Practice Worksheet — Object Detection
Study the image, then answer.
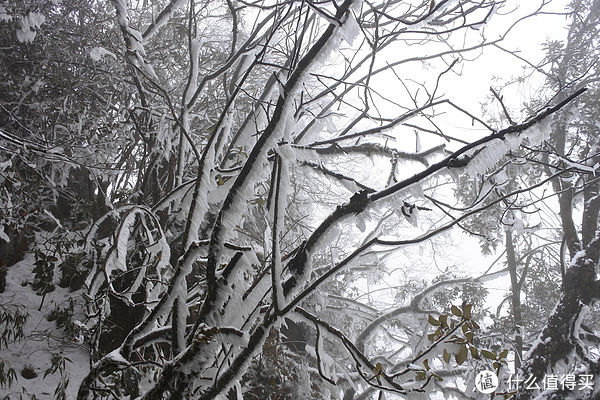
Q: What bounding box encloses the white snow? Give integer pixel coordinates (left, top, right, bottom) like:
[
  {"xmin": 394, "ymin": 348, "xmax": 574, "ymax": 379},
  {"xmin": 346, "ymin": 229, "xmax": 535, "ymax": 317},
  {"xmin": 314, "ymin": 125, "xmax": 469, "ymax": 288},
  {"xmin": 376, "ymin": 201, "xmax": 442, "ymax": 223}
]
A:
[
  {"xmin": 184, "ymin": 38, "xmax": 200, "ymax": 104},
  {"xmin": 0, "ymin": 4, "xmax": 11, "ymax": 22},
  {"xmin": 143, "ymin": 0, "xmax": 187, "ymax": 38},
  {"xmin": 16, "ymin": 12, "xmax": 45, "ymax": 43},
  {"xmin": 0, "ymin": 256, "xmax": 90, "ymax": 398},
  {"xmin": 0, "ymin": 224, "xmax": 9, "ymax": 243},
  {"xmin": 89, "ymin": 47, "xmax": 117, "ymax": 62},
  {"xmin": 339, "ymin": 11, "xmax": 361, "ymax": 46}
]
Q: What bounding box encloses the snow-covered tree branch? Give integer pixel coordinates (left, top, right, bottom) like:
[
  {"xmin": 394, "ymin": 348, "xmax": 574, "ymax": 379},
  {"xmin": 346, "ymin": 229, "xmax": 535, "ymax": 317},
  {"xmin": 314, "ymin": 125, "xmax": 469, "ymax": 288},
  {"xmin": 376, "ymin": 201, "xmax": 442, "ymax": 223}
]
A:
[{"xmin": 1, "ymin": 0, "xmax": 599, "ymax": 399}]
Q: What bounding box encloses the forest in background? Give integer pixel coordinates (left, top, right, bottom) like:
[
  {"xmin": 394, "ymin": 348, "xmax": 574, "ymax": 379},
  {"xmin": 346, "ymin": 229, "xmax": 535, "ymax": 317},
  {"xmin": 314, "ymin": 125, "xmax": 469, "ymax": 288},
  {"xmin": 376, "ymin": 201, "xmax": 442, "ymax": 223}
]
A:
[{"xmin": 1, "ymin": 0, "xmax": 600, "ymax": 399}]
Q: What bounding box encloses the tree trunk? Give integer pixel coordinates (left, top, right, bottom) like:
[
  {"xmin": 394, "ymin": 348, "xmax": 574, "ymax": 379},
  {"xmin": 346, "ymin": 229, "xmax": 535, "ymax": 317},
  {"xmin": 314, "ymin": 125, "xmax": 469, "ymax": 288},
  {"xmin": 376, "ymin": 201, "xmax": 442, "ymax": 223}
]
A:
[{"xmin": 506, "ymin": 229, "xmax": 523, "ymax": 370}]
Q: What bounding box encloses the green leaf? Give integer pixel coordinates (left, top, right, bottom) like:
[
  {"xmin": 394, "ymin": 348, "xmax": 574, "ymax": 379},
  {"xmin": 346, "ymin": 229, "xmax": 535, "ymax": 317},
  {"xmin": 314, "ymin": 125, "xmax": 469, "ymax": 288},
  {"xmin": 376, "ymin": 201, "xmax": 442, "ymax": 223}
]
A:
[
  {"xmin": 498, "ymin": 349, "xmax": 509, "ymax": 359},
  {"xmin": 455, "ymin": 345, "xmax": 468, "ymax": 365},
  {"xmin": 463, "ymin": 304, "xmax": 473, "ymax": 319},
  {"xmin": 373, "ymin": 362, "xmax": 382, "ymax": 376},
  {"xmin": 423, "ymin": 359, "xmax": 430, "ymax": 371},
  {"xmin": 481, "ymin": 350, "xmax": 496, "ymax": 360},
  {"xmin": 470, "ymin": 320, "xmax": 480, "ymax": 330},
  {"xmin": 428, "ymin": 314, "xmax": 440, "ymax": 326},
  {"xmin": 465, "ymin": 331, "xmax": 474, "ymax": 343},
  {"xmin": 493, "ymin": 361, "xmax": 501, "ymax": 370},
  {"xmin": 469, "ymin": 346, "xmax": 480, "ymax": 359},
  {"xmin": 443, "ymin": 349, "xmax": 451, "ymax": 363},
  {"xmin": 416, "ymin": 371, "xmax": 426, "ymax": 381},
  {"xmin": 439, "ymin": 314, "xmax": 448, "ymax": 328},
  {"xmin": 451, "ymin": 305, "xmax": 462, "ymax": 318},
  {"xmin": 427, "ymin": 333, "xmax": 436, "ymax": 342}
]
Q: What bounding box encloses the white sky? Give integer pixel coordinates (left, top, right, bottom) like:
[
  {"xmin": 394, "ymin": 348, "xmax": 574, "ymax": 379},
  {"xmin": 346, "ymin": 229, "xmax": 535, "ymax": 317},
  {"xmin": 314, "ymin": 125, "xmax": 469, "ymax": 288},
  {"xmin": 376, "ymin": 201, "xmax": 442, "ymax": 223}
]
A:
[
  {"xmin": 441, "ymin": 0, "xmax": 571, "ymax": 133},
  {"xmin": 341, "ymin": 0, "xmax": 574, "ymax": 327}
]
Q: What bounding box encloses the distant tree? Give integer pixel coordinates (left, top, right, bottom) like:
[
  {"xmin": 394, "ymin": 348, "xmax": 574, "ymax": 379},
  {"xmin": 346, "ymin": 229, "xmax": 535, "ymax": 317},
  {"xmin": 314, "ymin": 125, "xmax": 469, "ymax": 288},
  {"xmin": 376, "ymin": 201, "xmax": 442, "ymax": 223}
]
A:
[
  {"xmin": 513, "ymin": 1, "xmax": 600, "ymax": 398},
  {"xmin": 456, "ymin": 0, "xmax": 600, "ymax": 398}
]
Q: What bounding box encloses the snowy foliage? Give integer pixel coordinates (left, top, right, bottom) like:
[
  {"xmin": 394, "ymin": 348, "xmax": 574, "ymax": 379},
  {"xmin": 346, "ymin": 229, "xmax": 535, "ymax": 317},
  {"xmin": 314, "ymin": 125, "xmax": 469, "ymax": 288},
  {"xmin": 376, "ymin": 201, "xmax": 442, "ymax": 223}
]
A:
[
  {"xmin": 1, "ymin": 0, "xmax": 598, "ymax": 399},
  {"xmin": 16, "ymin": 12, "xmax": 45, "ymax": 43}
]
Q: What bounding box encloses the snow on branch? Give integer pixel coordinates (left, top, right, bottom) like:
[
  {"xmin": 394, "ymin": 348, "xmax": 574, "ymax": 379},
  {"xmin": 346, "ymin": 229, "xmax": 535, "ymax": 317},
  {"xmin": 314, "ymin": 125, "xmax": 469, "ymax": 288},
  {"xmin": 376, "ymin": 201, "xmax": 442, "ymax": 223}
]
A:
[
  {"xmin": 295, "ymin": 307, "xmax": 407, "ymax": 395},
  {"xmin": 199, "ymin": 0, "xmax": 362, "ymax": 329},
  {"xmin": 111, "ymin": 0, "xmax": 158, "ymax": 82},
  {"xmin": 142, "ymin": 0, "xmax": 188, "ymax": 39},
  {"xmin": 283, "ymin": 167, "xmax": 573, "ymax": 319},
  {"xmin": 355, "ymin": 277, "xmax": 472, "ymax": 352},
  {"xmin": 269, "ymin": 153, "xmax": 287, "ymax": 313},
  {"xmin": 282, "ymin": 88, "xmax": 586, "ymax": 298}
]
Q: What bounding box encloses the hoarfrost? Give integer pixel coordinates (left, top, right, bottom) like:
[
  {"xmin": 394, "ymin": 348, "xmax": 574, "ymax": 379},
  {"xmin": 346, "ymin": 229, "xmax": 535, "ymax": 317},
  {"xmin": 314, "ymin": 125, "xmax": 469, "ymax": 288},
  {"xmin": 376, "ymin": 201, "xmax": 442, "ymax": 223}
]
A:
[
  {"xmin": 86, "ymin": 206, "xmax": 171, "ymax": 312},
  {"xmin": 0, "ymin": 4, "xmax": 10, "ymax": 22},
  {"xmin": 175, "ymin": 293, "xmax": 188, "ymax": 351},
  {"xmin": 207, "ymin": 173, "xmax": 235, "ymax": 205},
  {"xmin": 339, "ymin": 12, "xmax": 361, "ymax": 45},
  {"xmin": 0, "ymin": 159, "xmax": 11, "ymax": 172},
  {"xmin": 235, "ymin": 382, "xmax": 243, "ymax": 400},
  {"xmin": 271, "ymin": 151, "xmax": 290, "ymax": 307},
  {"xmin": 184, "ymin": 38, "xmax": 200, "ymax": 104},
  {"xmin": 105, "ymin": 349, "xmax": 128, "ymax": 365},
  {"xmin": 465, "ymin": 139, "xmax": 513, "ymax": 177},
  {"xmin": 89, "ymin": 47, "xmax": 117, "ymax": 61},
  {"xmin": 400, "ymin": 203, "xmax": 419, "ymax": 227},
  {"xmin": 524, "ymin": 118, "xmax": 551, "ymax": 146},
  {"xmin": 464, "ymin": 119, "xmax": 552, "ymax": 177},
  {"xmin": 218, "ymin": 100, "xmax": 296, "ymax": 247},
  {"xmin": 316, "ymin": 331, "xmax": 337, "ymax": 377},
  {"xmin": 355, "ymin": 213, "xmax": 367, "ymax": 232},
  {"xmin": 16, "ymin": 12, "xmax": 45, "ymax": 43},
  {"xmin": 281, "ymin": 145, "xmax": 319, "ymax": 163},
  {"xmin": 184, "ymin": 167, "xmax": 212, "ymax": 249},
  {"xmin": 572, "ymin": 305, "xmax": 589, "ymax": 351},
  {"xmin": 143, "ymin": 0, "xmax": 187, "ymax": 39},
  {"xmin": 341, "ymin": 178, "xmax": 361, "ymax": 193},
  {"xmin": 113, "ymin": 0, "xmax": 158, "ymax": 80},
  {"xmin": 0, "ymin": 224, "xmax": 9, "ymax": 243}
]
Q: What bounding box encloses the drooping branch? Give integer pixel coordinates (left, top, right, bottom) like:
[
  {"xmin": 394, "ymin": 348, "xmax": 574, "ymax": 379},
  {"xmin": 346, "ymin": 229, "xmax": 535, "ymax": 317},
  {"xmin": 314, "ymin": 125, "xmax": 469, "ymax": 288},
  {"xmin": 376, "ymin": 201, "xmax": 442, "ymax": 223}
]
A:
[{"xmin": 296, "ymin": 307, "xmax": 407, "ymax": 395}]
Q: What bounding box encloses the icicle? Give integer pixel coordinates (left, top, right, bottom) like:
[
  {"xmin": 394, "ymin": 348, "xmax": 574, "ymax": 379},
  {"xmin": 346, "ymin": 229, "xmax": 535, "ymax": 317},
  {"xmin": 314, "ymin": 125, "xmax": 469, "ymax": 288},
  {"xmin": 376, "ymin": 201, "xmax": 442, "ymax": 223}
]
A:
[{"xmin": 523, "ymin": 118, "xmax": 551, "ymax": 146}]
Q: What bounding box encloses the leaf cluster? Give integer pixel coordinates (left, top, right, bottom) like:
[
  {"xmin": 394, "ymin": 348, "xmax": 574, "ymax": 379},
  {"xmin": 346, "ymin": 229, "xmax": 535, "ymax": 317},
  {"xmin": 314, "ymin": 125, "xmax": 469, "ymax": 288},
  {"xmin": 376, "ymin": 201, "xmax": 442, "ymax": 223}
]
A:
[{"xmin": 424, "ymin": 303, "xmax": 509, "ymax": 377}]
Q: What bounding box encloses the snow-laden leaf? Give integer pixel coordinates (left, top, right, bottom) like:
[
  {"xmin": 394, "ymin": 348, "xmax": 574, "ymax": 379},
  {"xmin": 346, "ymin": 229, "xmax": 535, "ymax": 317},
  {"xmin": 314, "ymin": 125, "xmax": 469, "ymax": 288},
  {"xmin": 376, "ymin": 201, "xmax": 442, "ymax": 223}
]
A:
[
  {"xmin": 89, "ymin": 47, "xmax": 117, "ymax": 62},
  {"xmin": 16, "ymin": 12, "xmax": 45, "ymax": 43},
  {"xmin": 0, "ymin": 4, "xmax": 11, "ymax": 22},
  {"xmin": 0, "ymin": 225, "xmax": 9, "ymax": 243}
]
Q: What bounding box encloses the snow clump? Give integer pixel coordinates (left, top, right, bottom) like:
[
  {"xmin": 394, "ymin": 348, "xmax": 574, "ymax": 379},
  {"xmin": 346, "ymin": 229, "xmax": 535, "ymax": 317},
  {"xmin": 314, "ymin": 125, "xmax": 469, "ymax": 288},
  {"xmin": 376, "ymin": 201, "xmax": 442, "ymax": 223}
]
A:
[{"xmin": 16, "ymin": 12, "xmax": 45, "ymax": 43}]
